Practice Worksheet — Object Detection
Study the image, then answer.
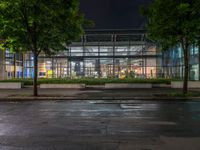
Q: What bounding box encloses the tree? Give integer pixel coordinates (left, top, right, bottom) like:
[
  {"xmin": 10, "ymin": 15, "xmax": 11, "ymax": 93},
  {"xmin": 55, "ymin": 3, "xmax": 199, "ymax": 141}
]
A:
[
  {"xmin": 0, "ymin": 0, "xmax": 87, "ymax": 96},
  {"xmin": 141, "ymin": 0, "xmax": 200, "ymax": 94}
]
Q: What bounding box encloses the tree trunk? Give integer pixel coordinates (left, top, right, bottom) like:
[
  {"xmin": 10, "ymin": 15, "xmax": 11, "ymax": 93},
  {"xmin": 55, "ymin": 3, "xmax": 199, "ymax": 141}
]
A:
[
  {"xmin": 183, "ymin": 40, "xmax": 189, "ymax": 95},
  {"xmin": 33, "ymin": 51, "xmax": 38, "ymax": 96},
  {"xmin": 13, "ymin": 53, "xmax": 16, "ymax": 79}
]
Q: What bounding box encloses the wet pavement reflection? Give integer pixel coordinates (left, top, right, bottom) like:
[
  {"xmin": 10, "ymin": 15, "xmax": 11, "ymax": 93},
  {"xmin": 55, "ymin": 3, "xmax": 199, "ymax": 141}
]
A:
[{"xmin": 0, "ymin": 100, "xmax": 200, "ymax": 150}]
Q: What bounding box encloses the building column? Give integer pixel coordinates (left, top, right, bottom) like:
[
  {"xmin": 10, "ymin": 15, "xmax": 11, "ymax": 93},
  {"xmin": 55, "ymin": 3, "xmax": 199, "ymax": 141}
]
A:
[
  {"xmin": 199, "ymin": 46, "xmax": 200, "ymax": 81},
  {"xmin": 98, "ymin": 42, "xmax": 101, "ymax": 78},
  {"xmin": 82, "ymin": 35, "xmax": 86, "ymax": 77},
  {"xmin": 127, "ymin": 38, "xmax": 131, "ymax": 78},
  {"xmin": 144, "ymin": 44, "xmax": 148, "ymax": 78},
  {"xmin": 70, "ymin": 60, "xmax": 72, "ymax": 78},
  {"xmin": 13, "ymin": 53, "xmax": 16, "ymax": 79},
  {"xmin": 60, "ymin": 62, "xmax": 62, "ymax": 78},
  {"xmin": 142, "ymin": 44, "xmax": 145, "ymax": 77},
  {"xmin": 51, "ymin": 57, "xmax": 54, "ymax": 78},
  {"xmin": 113, "ymin": 34, "xmax": 116, "ymax": 77},
  {"xmin": 56, "ymin": 59, "xmax": 58, "ymax": 78},
  {"xmin": 0, "ymin": 50, "xmax": 5, "ymax": 80},
  {"xmin": 22, "ymin": 53, "xmax": 24, "ymax": 79}
]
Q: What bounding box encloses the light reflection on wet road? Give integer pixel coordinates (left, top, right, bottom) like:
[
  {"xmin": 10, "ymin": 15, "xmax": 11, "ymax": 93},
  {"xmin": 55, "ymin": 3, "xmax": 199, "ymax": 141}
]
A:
[{"xmin": 0, "ymin": 100, "xmax": 200, "ymax": 150}]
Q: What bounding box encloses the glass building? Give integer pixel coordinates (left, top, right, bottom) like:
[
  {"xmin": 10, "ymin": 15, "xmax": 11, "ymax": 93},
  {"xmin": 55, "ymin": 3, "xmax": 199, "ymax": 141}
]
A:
[
  {"xmin": 0, "ymin": 29, "xmax": 162, "ymax": 79},
  {"xmin": 1, "ymin": 49, "xmax": 24, "ymax": 79},
  {"xmin": 162, "ymin": 45, "xmax": 200, "ymax": 80}
]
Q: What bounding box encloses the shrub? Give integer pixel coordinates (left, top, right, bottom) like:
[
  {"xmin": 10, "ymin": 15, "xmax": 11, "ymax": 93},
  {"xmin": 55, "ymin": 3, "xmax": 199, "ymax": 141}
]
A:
[{"xmin": 0, "ymin": 78, "xmax": 171, "ymax": 85}]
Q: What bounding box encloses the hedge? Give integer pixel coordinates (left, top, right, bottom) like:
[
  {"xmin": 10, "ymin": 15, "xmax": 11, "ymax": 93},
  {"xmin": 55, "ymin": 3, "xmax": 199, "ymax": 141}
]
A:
[{"xmin": 0, "ymin": 78, "xmax": 171, "ymax": 85}]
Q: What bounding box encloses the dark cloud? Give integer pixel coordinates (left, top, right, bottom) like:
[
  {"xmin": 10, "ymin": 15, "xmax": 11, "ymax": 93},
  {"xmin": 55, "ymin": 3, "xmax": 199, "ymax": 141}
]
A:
[{"xmin": 80, "ymin": 0, "xmax": 152, "ymax": 29}]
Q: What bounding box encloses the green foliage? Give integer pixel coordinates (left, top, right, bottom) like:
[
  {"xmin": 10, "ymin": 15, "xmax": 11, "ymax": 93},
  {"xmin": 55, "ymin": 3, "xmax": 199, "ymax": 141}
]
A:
[
  {"xmin": 0, "ymin": 0, "xmax": 87, "ymax": 54},
  {"xmin": 0, "ymin": 78, "xmax": 171, "ymax": 85},
  {"xmin": 0, "ymin": 0, "xmax": 91, "ymax": 96},
  {"xmin": 141, "ymin": 0, "xmax": 200, "ymax": 50},
  {"xmin": 141, "ymin": 0, "xmax": 200, "ymax": 94}
]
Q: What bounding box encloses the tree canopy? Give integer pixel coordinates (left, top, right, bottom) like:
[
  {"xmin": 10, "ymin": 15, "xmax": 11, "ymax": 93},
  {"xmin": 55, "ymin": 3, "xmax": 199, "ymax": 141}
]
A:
[
  {"xmin": 0, "ymin": 0, "xmax": 86, "ymax": 55},
  {"xmin": 141, "ymin": 0, "xmax": 200, "ymax": 50},
  {"xmin": 0, "ymin": 0, "xmax": 89, "ymax": 96},
  {"xmin": 141, "ymin": 0, "xmax": 200, "ymax": 94}
]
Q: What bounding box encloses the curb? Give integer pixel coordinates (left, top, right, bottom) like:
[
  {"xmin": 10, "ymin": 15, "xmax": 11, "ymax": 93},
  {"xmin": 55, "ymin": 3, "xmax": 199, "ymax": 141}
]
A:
[{"xmin": 0, "ymin": 96, "xmax": 199, "ymax": 102}]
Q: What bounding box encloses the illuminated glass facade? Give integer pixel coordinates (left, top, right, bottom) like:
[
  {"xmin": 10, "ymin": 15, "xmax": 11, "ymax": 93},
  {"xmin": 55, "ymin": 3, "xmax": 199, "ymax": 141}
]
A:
[
  {"xmin": 4, "ymin": 49, "xmax": 23, "ymax": 79},
  {"xmin": 37, "ymin": 30, "xmax": 162, "ymax": 79},
  {"xmin": 162, "ymin": 45, "xmax": 200, "ymax": 80},
  {"xmin": 0, "ymin": 30, "xmax": 163, "ymax": 79}
]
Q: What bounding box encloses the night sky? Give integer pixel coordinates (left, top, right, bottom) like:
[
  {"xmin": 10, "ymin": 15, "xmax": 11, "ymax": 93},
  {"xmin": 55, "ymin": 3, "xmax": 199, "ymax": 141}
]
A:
[{"xmin": 80, "ymin": 0, "xmax": 152, "ymax": 29}]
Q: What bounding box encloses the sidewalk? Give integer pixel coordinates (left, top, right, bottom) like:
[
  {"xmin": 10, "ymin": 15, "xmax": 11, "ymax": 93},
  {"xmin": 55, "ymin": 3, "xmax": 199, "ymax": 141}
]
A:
[{"xmin": 0, "ymin": 87, "xmax": 200, "ymax": 101}]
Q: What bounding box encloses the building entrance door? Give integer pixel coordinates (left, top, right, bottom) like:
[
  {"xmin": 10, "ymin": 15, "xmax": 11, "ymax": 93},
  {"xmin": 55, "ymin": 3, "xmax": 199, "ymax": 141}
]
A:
[{"xmin": 70, "ymin": 61, "xmax": 84, "ymax": 78}]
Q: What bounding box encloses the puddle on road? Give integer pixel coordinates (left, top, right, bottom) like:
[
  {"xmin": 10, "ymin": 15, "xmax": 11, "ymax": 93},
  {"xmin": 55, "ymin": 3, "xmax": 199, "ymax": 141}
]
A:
[{"xmin": 120, "ymin": 104, "xmax": 159, "ymax": 110}]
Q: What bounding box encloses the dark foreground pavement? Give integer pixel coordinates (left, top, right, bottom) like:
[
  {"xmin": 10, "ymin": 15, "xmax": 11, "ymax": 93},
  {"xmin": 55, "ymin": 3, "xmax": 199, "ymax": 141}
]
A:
[{"xmin": 0, "ymin": 100, "xmax": 200, "ymax": 150}]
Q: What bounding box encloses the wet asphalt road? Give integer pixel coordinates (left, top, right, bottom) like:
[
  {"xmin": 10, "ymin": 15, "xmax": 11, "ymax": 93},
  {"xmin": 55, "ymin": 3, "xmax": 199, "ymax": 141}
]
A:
[{"xmin": 0, "ymin": 100, "xmax": 200, "ymax": 150}]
